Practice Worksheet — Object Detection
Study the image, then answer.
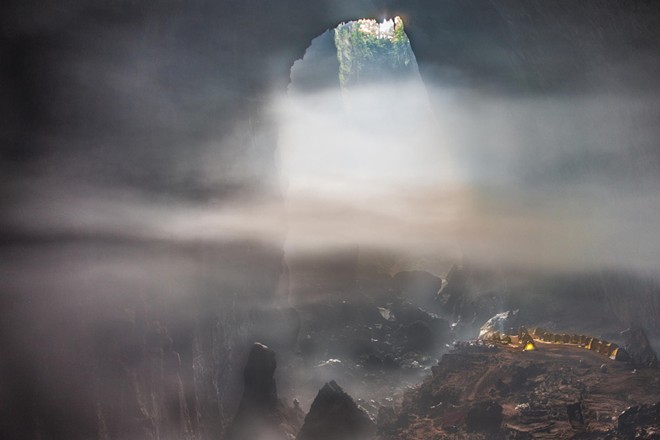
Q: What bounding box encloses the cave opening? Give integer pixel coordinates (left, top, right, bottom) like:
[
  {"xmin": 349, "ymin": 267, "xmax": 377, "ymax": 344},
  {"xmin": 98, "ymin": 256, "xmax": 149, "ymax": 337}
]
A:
[{"xmin": 278, "ymin": 17, "xmax": 460, "ymax": 287}]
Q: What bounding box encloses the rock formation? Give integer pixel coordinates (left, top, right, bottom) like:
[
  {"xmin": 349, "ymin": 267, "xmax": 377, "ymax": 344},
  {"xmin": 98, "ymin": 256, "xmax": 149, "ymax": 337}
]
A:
[
  {"xmin": 225, "ymin": 343, "xmax": 302, "ymax": 440},
  {"xmin": 617, "ymin": 402, "xmax": 660, "ymax": 438},
  {"xmin": 297, "ymin": 381, "xmax": 375, "ymax": 440},
  {"xmin": 622, "ymin": 327, "xmax": 659, "ymax": 368}
]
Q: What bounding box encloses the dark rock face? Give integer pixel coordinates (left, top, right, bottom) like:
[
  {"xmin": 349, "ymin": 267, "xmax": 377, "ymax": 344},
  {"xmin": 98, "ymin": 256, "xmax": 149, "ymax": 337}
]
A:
[
  {"xmin": 392, "ymin": 301, "xmax": 450, "ymax": 348},
  {"xmin": 404, "ymin": 320, "xmax": 435, "ymax": 352},
  {"xmin": 617, "ymin": 402, "xmax": 660, "ymax": 437},
  {"xmin": 622, "ymin": 327, "xmax": 659, "ymax": 368},
  {"xmin": 297, "ymin": 381, "xmax": 375, "ymax": 440},
  {"xmin": 465, "ymin": 400, "xmax": 503, "ymax": 432},
  {"xmin": 242, "ymin": 342, "xmax": 278, "ymax": 409},
  {"xmin": 225, "ymin": 343, "xmax": 301, "ymax": 440}
]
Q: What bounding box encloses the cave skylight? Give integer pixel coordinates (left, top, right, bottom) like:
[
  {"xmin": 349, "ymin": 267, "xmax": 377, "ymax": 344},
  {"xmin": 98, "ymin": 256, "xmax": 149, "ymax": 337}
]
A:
[{"xmin": 333, "ymin": 16, "xmax": 418, "ymax": 89}]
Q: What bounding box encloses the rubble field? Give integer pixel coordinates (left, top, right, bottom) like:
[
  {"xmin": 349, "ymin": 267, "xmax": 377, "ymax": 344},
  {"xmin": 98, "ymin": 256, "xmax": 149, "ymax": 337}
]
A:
[{"xmin": 381, "ymin": 342, "xmax": 660, "ymax": 439}]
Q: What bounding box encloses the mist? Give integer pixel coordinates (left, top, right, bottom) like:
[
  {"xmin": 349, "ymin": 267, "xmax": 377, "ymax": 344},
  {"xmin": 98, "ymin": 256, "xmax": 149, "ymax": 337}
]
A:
[
  {"xmin": 5, "ymin": 58, "xmax": 660, "ymax": 277},
  {"xmin": 273, "ymin": 33, "xmax": 660, "ymax": 276},
  {"xmin": 3, "ymin": 3, "xmax": 660, "ymax": 439}
]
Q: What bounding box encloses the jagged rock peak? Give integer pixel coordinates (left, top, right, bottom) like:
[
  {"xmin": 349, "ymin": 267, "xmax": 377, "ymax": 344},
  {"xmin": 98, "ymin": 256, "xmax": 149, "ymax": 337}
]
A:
[{"xmin": 296, "ymin": 380, "xmax": 375, "ymax": 440}]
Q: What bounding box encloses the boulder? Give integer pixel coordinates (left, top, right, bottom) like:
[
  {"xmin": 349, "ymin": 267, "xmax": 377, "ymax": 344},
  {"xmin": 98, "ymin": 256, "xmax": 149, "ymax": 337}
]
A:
[
  {"xmin": 622, "ymin": 327, "xmax": 659, "ymax": 368},
  {"xmin": 617, "ymin": 402, "xmax": 660, "ymax": 437}
]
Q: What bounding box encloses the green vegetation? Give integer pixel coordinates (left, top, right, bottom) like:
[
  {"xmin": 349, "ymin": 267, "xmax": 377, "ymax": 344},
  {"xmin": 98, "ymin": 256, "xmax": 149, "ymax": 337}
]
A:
[{"xmin": 334, "ymin": 17, "xmax": 417, "ymax": 89}]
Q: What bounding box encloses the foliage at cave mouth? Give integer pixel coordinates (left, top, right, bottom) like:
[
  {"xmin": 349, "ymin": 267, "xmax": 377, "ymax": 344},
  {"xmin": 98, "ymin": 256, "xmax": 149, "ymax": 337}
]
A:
[{"xmin": 334, "ymin": 17, "xmax": 418, "ymax": 89}]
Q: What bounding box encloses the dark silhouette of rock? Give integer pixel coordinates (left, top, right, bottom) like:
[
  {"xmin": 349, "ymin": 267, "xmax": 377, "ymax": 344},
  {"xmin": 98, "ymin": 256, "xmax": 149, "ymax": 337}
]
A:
[
  {"xmin": 465, "ymin": 400, "xmax": 503, "ymax": 432},
  {"xmin": 622, "ymin": 327, "xmax": 659, "ymax": 368},
  {"xmin": 297, "ymin": 380, "xmax": 375, "ymax": 440},
  {"xmin": 617, "ymin": 402, "xmax": 660, "ymax": 437},
  {"xmin": 404, "ymin": 320, "xmax": 434, "ymax": 352},
  {"xmin": 241, "ymin": 342, "xmax": 278, "ymax": 409},
  {"xmin": 225, "ymin": 343, "xmax": 301, "ymax": 440}
]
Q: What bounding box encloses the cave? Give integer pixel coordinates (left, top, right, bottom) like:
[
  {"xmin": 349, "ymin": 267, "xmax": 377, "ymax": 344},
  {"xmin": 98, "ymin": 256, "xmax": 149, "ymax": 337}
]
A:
[{"xmin": 2, "ymin": 2, "xmax": 660, "ymax": 440}]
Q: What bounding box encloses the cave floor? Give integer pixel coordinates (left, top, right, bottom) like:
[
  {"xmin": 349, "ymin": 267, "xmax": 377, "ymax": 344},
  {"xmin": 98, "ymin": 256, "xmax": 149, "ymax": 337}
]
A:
[{"xmin": 384, "ymin": 343, "xmax": 660, "ymax": 439}]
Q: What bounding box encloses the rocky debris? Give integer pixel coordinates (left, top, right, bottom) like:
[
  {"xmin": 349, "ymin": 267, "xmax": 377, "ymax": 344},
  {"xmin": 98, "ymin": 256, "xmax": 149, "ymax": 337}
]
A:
[
  {"xmin": 622, "ymin": 327, "xmax": 659, "ymax": 368},
  {"xmin": 465, "ymin": 400, "xmax": 503, "ymax": 432},
  {"xmin": 296, "ymin": 295, "xmax": 449, "ymax": 370},
  {"xmin": 381, "ymin": 341, "xmax": 660, "ymax": 439},
  {"xmin": 225, "ymin": 343, "xmax": 302, "ymax": 440},
  {"xmin": 296, "ymin": 380, "xmax": 376, "ymax": 440},
  {"xmin": 284, "ymin": 291, "xmax": 451, "ymax": 423},
  {"xmin": 617, "ymin": 402, "xmax": 660, "ymax": 438}
]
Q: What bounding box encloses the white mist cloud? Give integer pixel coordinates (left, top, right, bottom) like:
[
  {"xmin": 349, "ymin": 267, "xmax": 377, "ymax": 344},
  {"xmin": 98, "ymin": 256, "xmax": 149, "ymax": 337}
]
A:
[
  {"xmin": 273, "ymin": 69, "xmax": 660, "ymax": 275},
  {"xmin": 5, "ymin": 50, "xmax": 660, "ymax": 278}
]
